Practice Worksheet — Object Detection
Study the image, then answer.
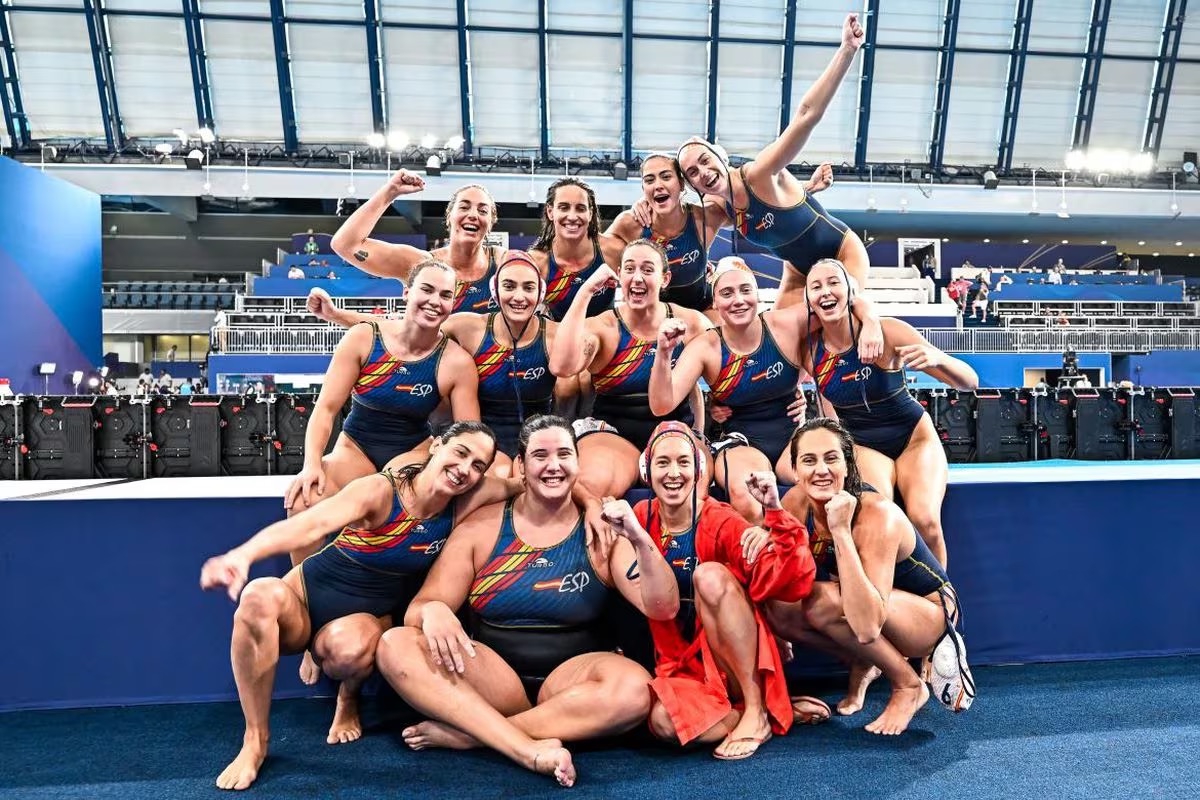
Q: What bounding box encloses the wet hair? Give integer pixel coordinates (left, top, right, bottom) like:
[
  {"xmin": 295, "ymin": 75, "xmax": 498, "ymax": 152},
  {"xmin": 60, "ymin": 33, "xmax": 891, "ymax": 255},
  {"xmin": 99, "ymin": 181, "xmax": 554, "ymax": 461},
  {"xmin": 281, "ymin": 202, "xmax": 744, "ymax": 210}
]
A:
[
  {"xmin": 408, "ymin": 258, "xmax": 455, "ymax": 287},
  {"xmin": 388, "ymin": 420, "xmax": 499, "ymax": 492},
  {"xmin": 516, "ymin": 414, "xmax": 577, "ymax": 460},
  {"xmin": 532, "ymin": 177, "xmax": 601, "ymax": 251},
  {"xmin": 787, "ymin": 418, "xmax": 864, "ymax": 499},
  {"xmin": 641, "ymin": 153, "xmax": 685, "ymax": 183},
  {"xmin": 621, "ymin": 238, "xmax": 670, "ymax": 274},
  {"xmin": 443, "ymin": 184, "xmax": 498, "ymax": 234}
]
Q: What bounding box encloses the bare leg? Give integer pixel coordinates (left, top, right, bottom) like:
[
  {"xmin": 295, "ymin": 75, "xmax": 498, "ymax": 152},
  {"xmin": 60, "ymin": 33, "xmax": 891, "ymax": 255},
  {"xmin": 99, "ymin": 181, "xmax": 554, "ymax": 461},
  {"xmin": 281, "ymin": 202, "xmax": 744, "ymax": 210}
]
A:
[
  {"xmin": 894, "ymin": 419, "xmax": 950, "ymax": 566},
  {"xmin": 377, "ymin": 627, "xmax": 576, "ymax": 786},
  {"xmin": 216, "ymin": 573, "xmax": 310, "ymax": 791},
  {"xmin": 691, "ymin": 562, "xmax": 773, "ymax": 759},
  {"xmin": 713, "ymin": 445, "xmax": 772, "ymax": 525},
  {"xmin": 648, "ymin": 700, "xmax": 738, "ymax": 746},
  {"xmin": 576, "ymin": 432, "xmax": 640, "ymax": 499},
  {"xmin": 288, "ymin": 437, "xmax": 374, "ymax": 685},
  {"xmin": 854, "ymin": 445, "xmax": 896, "ymax": 502},
  {"xmin": 311, "ymin": 613, "xmax": 387, "ymax": 745}
]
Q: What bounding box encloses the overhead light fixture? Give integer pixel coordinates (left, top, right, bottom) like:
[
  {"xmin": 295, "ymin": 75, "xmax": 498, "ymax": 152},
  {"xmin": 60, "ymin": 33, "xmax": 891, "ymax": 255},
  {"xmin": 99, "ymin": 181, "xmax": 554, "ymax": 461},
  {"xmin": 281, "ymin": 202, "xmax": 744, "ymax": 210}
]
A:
[
  {"xmin": 445, "ymin": 135, "xmax": 464, "ymax": 150},
  {"xmin": 867, "ymin": 236, "xmax": 875, "ymax": 242},
  {"xmin": 387, "ymin": 131, "xmax": 409, "ymax": 151},
  {"xmin": 1100, "ymin": 240, "xmax": 1107, "ymax": 245},
  {"xmin": 942, "ymin": 238, "xmax": 950, "ymax": 243},
  {"xmin": 1138, "ymin": 240, "xmax": 1146, "ymax": 245},
  {"xmin": 420, "ymin": 133, "xmax": 437, "ymax": 149},
  {"xmin": 1062, "ymin": 239, "xmax": 1069, "ymax": 244},
  {"xmin": 426, "ymin": 154, "xmax": 442, "ymax": 176},
  {"xmin": 1130, "ymin": 152, "xmax": 1155, "ymax": 174},
  {"xmin": 197, "ymin": 127, "xmax": 216, "ymax": 144},
  {"xmin": 981, "ymin": 169, "xmax": 999, "ymax": 190},
  {"xmin": 366, "ymin": 132, "xmax": 385, "ymax": 149},
  {"xmin": 1152, "ymin": 252, "xmax": 1160, "ymax": 257},
  {"xmin": 155, "ymin": 143, "xmax": 174, "ymax": 155},
  {"xmin": 1056, "ymin": 170, "xmax": 1070, "ymax": 219},
  {"xmin": 983, "ymin": 238, "xmax": 991, "ymax": 243},
  {"xmin": 1065, "ymin": 149, "xmax": 1087, "ymax": 171},
  {"xmin": 1022, "ymin": 238, "xmax": 1030, "ymax": 244},
  {"xmin": 172, "ymin": 128, "xmax": 189, "ymax": 146},
  {"xmin": 185, "ymin": 149, "xmax": 204, "ymax": 170},
  {"xmin": 1190, "ymin": 253, "xmax": 1195, "ymax": 257},
  {"xmin": 1176, "ymin": 241, "xmax": 1183, "ymax": 246}
]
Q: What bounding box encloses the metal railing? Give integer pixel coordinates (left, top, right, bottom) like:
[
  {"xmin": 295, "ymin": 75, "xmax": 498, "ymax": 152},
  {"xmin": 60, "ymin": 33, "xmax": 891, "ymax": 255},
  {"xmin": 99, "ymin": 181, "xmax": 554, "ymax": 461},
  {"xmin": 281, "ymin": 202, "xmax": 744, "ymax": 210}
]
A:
[{"xmin": 213, "ymin": 324, "xmax": 1200, "ymax": 355}]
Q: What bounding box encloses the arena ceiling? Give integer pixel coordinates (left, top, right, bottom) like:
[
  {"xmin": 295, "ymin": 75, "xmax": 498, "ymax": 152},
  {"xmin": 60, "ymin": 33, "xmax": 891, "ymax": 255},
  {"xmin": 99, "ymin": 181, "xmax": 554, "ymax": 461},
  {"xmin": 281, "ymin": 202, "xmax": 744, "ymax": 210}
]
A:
[{"xmin": 1, "ymin": 0, "xmax": 1198, "ymax": 181}]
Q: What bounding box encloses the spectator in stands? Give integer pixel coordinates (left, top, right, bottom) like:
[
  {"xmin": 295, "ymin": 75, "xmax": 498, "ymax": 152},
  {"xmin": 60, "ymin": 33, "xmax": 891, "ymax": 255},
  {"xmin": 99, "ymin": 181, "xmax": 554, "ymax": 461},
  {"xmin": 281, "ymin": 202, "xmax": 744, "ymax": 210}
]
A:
[
  {"xmin": 978, "ymin": 268, "xmax": 991, "ymax": 288},
  {"xmin": 1077, "ymin": 374, "xmax": 1093, "ymax": 388},
  {"xmin": 179, "ymin": 380, "xmax": 193, "ymax": 396},
  {"xmin": 325, "ymin": 270, "xmax": 338, "ymax": 280},
  {"xmin": 304, "ymin": 235, "xmax": 320, "ymax": 256},
  {"xmin": 139, "ymin": 366, "xmax": 153, "ymax": 384},
  {"xmin": 1035, "ymin": 377, "xmax": 1049, "ymax": 391},
  {"xmin": 1053, "ymin": 258, "xmax": 1066, "ymax": 274},
  {"xmin": 946, "ymin": 278, "xmax": 969, "ymax": 311},
  {"xmin": 287, "ymin": 264, "xmax": 305, "ymax": 280},
  {"xmin": 167, "ymin": 344, "xmax": 177, "ymax": 362},
  {"xmin": 1047, "ymin": 269, "xmax": 1062, "ymax": 285},
  {"xmin": 211, "ymin": 309, "xmax": 227, "ymax": 353},
  {"xmin": 1068, "ymin": 278, "xmax": 1079, "ymax": 286},
  {"xmin": 799, "ymin": 259, "xmax": 979, "ymax": 567},
  {"xmin": 993, "ymin": 274, "xmax": 1013, "ymax": 293},
  {"xmin": 218, "ymin": 276, "xmax": 229, "ymax": 285},
  {"xmin": 970, "ymin": 283, "xmax": 989, "ymax": 323}
]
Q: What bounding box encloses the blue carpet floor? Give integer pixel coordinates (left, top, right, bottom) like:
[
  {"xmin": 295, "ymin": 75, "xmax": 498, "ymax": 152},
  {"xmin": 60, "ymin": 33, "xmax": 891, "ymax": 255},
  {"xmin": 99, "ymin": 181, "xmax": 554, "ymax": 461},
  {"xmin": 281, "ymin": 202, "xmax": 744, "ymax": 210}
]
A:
[{"xmin": 1, "ymin": 657, "xmax": 1197, "ymax": 800}]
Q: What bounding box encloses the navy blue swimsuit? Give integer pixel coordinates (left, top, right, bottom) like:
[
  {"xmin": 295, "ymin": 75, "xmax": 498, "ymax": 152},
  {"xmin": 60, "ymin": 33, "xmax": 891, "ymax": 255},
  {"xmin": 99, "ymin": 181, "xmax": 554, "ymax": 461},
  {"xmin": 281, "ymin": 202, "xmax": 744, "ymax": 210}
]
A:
[
  {"xmin": 543, "ymin": 246, "xmax": 615, "ymax": 320},
  {"xmin": 451, "ymin": 248, "xmax": 499, "ymax": 314},
  {"xmin": 726, "ymin": 165, "xmax": 850, "ymax": 274},
  {"xmin": 472, "ymin": 314, "xmax": 556, "ymax": 457},
  {"xmin": 341, "ymin": 323, "xmax": 445, "ymax": 468},
  {"xmin": 709, "ymin": 317, "xmax": 801, "ymax": 464},
  {"xmin": 645, "ymin": 209, "xmax": 711, "ymax": 310},
  {"xmin": 810, "ymin": 332, "xmax": 925, "ymax": 461}
]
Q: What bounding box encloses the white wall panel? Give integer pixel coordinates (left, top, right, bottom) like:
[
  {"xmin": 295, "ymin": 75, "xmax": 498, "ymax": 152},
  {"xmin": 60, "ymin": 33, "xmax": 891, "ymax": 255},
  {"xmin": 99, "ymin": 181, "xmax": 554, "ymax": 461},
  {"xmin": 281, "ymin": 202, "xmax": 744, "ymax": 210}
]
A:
[
  {"xmin": 1010, "ymin": 55, "xmax": 1083, "ymax": 168},
  {"xmin": 287, "ymin": 0, "xmax": 364, "ymax": 20},
  {"xmin": 199, "ymin": 0, "xmax": 270, "ymax": 14},
  {"xmin": 9, "ymin": 11, "xmax": 104, "ymax": 139},
  {"xmin": 547, "ymin": 35, "xmax": 622, "ymax": 149},
  {"xmin": 788, "ymin": 44, "xmax": 857, "ymax": 164},
  {"xmin": 548, "ymin": 0, "xmax": 621, "ymax": 33},
  {"xmin": 379, "ymin": 0, "xmax": 456, "ymax": 25},
  {"xmin": 469, "ymin": 0, "xmax": 537, "ymax": 29},
  {"xmin": 382, "ymin": 29, "xmax": 462, "ymax": 146},
  {"xmin": 942, "ymin": 53, "xmax": 1008, "ymax": 164},
  {"xmin": 108, "ymin": 16, "xmax": 197, "ymax": 138},
  {"xmin": 1088, "ymin": 60, "xmax": 1154, "ymax": 150},
  {"xmin": 720, "ymin": 0, "xmax": 785, "ymax": 40},
  {"xmin": 1028, "ymin": 0, "xmax": 1091, "ymax": 52},
  {"xmin": 107, "ymin": 0, "xmax": 184, "ymax": 10},
  {"xmin": 203, "ymin": 20, "xmax": 283, "ymax": 140},
  {"xmin": 631, "ymin": 38, "xmax": 706, "ymax": 152},
  {"xmin": 1103, "ymin": 0, "xmax": 1167, "ymax": 57},
  {"xmin": 955, "ymin": 0, "xmax": 1017, "ymax": 49},
  {"xmin": 633, "ymin": 0, "xmax": 708, "ymax": 37},
  {"xmin": 865, "ymin": 49, "xmax": 937, "ymax": 163},
  {"xmin": 1181, "ymin": 4, "xmax": 1200, "ymax": 58},
  {"xmin": 874, "ymin": 0, "xmax": 942, "ymax": 48},
  {"xmin": 469, "ymin": 31, "xmax": 540, "ymax": 147},
  {"xmin": 715, "ymin": 42, "xmax": 781, "ymax": 157},
  {"xmin": 1157, "ymin": 63, "xmax": 1200, "ymax": 169},
  {"xmin": 289, "ymin": 25, "xmax": 373, "ymax": 143}
]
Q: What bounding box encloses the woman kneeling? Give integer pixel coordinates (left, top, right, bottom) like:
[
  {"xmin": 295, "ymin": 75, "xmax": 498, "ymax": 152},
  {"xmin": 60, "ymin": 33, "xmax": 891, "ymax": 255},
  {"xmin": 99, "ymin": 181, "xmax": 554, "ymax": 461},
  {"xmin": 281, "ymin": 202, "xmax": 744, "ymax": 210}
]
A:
[{"xmin": 375, "ymin": 415, "xmax": 672, "ymax": 787}]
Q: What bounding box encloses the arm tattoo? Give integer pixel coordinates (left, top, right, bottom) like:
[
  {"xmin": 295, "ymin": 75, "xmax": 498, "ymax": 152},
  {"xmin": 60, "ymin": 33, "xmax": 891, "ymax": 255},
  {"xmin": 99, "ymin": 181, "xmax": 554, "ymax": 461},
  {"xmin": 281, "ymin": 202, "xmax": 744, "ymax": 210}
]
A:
[
  {"xmin": 354, "ymin": 249, "xmax": 369, "ymax": 262},
  {"xmin": 625, "ymin": 560, "xmax": 640, "ymax": 581}
]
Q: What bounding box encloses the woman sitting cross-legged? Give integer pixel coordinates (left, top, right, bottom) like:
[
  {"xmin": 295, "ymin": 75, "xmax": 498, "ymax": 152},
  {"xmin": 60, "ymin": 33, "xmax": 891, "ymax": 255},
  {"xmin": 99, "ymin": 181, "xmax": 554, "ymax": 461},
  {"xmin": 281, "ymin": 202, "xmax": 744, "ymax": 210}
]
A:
[
  {"xmin": 606, "ymin": 421, "xmax": 820, "ymax": 760},
  {"xmin": 374, "ymin": 415, "xmax": 681, "ymax": 787}
]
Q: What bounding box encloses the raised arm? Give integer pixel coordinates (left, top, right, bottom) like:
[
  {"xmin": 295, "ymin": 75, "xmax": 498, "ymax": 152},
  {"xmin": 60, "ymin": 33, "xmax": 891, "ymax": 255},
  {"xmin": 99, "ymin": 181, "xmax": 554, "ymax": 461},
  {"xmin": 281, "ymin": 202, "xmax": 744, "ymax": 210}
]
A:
[
  {"xmin": 606, "ymin": 499, "xmax": 680, "ymax": 621},
  {"xmin": 714, "ymin": 474, "xmax": 815, "ymax": 604},
  {"xmin": 201, "ymin": 474, "xmax": 390, "ymax": 601},
  {"xmin": 649, "ymin": 322, "xmax": 712, "ymax": 416},
  {"xmin": 603, "ymin": 210, "xmax": 646, "ymax": 246},
  {"xmin": 330, "ymin": 168, "xmax": 430, "ymax": 282},
  {"xmin": 284, "ymin": 323, "xmax": 372, "ymax": 510},
  {"xmin": 884, "ymin": 318, "xmax": 979, "ymax": 389},
  {"xmin": 825, "ymin": 494, "xmax": 899, "ymax": 644},
  {"xmin": 306, "ymin": 287, "xmax": 380, "ymax": 328},
  {"xmin": 547, "ymin": 265, "xmax": 616, "ymax": 377},
  {"xmin": 751, "ymin": 15, "xmax": 864, "ymax": 178}
]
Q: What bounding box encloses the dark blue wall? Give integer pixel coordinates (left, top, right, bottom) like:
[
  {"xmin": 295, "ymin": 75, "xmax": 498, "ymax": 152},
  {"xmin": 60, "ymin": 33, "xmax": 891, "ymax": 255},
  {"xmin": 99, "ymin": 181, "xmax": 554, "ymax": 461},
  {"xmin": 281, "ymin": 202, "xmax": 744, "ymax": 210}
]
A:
[
  {"xmin": 0, "ymin": 158, "xmax": 102, "ymax": 393},
  {"xmin": 1113, "ymin": 352, "xmax": 1200, "ymax": 386},
  {"xmin": 954, "ymin": 353, "xmax": 1112, "ymax": 388}
]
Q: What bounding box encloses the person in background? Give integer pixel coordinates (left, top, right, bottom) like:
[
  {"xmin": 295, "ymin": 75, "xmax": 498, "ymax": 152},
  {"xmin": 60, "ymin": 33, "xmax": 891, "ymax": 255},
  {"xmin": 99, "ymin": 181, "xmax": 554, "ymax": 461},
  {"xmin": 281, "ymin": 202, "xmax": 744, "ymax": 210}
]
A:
[
  {"xmin": 304, "ymin": 235, "xmax": 320, "ymax": 256},
  {"xmin": 326, "ymin": 270, "xmax": 338, "ymax": 280},
  {"xmin": 218, "ymin": 276, "xmax": 230, "ymax": 285},
  {"xmin": 288, "ymin": 265, "xmax": 306, "ymax": 280},
  {"xmin": 1047, "ymin": 269, "xmax": 1062, "ymax": 286},
  {"xmin": 167, "ymin": 344, "xmax": 178, "ymax": 363},
  {"xmin": 993, "ymin": 274, "xmax": 1013, "ymax": 293},
  {"xmin": 179, "ymin": 380, "xmax": 194, "ymax": 396}
]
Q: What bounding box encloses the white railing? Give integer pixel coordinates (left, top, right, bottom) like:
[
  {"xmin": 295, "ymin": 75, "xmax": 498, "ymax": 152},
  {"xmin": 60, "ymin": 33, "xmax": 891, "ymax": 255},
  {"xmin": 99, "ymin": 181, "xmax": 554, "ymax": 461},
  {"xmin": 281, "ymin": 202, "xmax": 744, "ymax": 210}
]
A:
[
  {"xmin": 214, "ymin": 324, "xmax": 1200, "ymax": 355},
  {"xmin": 992, "ymin": 300, "xmax": 1199, "ymax": 317}
]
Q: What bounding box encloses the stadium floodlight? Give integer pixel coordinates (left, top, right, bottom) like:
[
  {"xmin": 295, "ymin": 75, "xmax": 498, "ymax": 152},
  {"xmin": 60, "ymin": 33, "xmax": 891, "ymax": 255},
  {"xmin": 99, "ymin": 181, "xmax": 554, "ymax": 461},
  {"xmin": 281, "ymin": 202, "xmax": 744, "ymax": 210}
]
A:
[
  {"xmin": 420, "ymin": 133, "xmax": 438, "ymax": 149},
  {"xmin": 1130, "ymin": 152, "xmax": 1154, "ymax": 174},
  {"xmin": 366, "ymin": 132, "xmax": 385, "ymax": 149},
  {"xmin": 197, "ymin": 127, "xmax": 216, "ymax": 144},
  {"xmin": 185, "ymin": 149, "xmax": 204, "ymax": 170},
  {"xmin": 1056, "ymin": 171, "xmax": 1070, "ymax": 219},
  {"xmin": 981, "ymin": 169, "xmax": 999, "ymax": 190},
  {"xmin": 1065, "ymin": 149, "xmax": 1087, "ymax": 171},
  {"xmin": 155, "ymin": 143, "xmax": 174, "ymax": 155},
  {"xmin": 172, "ymin": 128, "xmax": 189, "ymax": 145},
  {"xmin": 387, "ymin": 131, "xmax": 409, "ymax": 151},
  {"xmin": 426, "ymin": 155, "xmax": 442, "ymax": 176},
  {"xmin": 445, "ymin": 135, "xmax": 464, "ymax": 150}
]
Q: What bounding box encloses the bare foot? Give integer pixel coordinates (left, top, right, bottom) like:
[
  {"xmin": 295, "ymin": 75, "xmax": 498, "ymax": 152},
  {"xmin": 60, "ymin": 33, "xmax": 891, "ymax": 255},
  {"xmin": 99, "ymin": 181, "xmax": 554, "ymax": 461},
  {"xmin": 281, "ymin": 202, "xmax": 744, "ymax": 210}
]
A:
[
  {"xmin": 299, "ymin": 650, "xmax": 320, "ymax": 686},
  {"xmin": 791, "ymin": 695, "xmax": 832, "ymax": 726},
  {"xmin": 529, "ymin": 741, "xmax": 576, "ymax": 787},
  {"xmin": 864, "ymin": 682, "xmax": 930, "ymax": 736},
  {"xmin": 402, "ymin": 720, "xmax": 484, "ymax": 751},
  {"xmin": 326, "ymin": 686, "xmax": 362, "ymax": 745},
  {"xmin": 837, "ymin": 663, "xmax": 882, "ymax": 716},
  {"xmin": 215, "ymin": 736, "xmax": 268, "ymax": 791},
  {"xmin": 714, "ymin": 709, "xmax": 772, "ymax": 760}
]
